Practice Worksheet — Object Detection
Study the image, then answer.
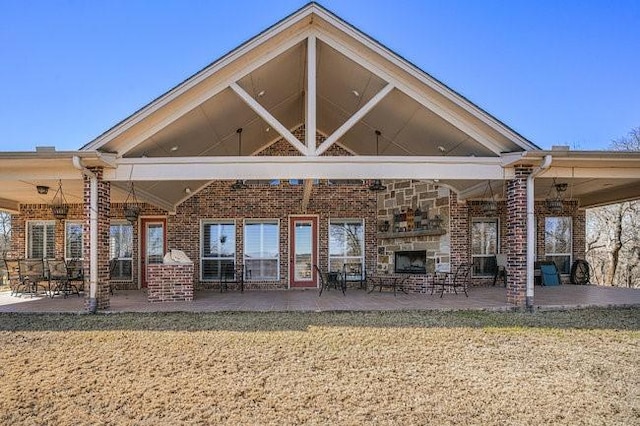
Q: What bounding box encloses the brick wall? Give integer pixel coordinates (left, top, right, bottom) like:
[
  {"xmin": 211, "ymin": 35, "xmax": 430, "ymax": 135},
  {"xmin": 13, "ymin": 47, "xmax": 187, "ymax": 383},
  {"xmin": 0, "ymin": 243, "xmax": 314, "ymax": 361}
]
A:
[
  {"xmin": 506, "ymin": 167, "xmax": 530, "ymax": 306},
  {"xmin": 449, "ymin": 192, "xmax": 469, "ymax": 274},
  {"xmin": 147, "ymin": 263, "xmax": 194, "ymax": 302}
]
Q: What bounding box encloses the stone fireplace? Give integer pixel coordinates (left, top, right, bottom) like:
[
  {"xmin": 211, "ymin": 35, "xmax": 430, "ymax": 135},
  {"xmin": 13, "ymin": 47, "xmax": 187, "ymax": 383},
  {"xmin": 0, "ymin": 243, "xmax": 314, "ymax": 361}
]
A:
[{"xmin": 394, "ymin": 250, "xmax": 427, "ymax": 274}]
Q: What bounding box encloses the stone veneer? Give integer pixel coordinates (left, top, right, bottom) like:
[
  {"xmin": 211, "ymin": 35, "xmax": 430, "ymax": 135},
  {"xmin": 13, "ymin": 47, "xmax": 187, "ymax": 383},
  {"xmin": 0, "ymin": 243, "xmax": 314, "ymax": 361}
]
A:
[
  {"xmin": 147, "ymin": 263, "xmax": 194, "ymax": 302},
  {"xmin": 376, "ymin": 180, "xmax": 450, "ymax": 275}
]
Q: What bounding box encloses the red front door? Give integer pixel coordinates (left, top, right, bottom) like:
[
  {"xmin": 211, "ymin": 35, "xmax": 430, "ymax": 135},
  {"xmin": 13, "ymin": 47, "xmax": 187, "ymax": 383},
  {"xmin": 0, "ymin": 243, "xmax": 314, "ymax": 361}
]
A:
[
  {"xmin": 289, "ymin": 216, "xmax": 318, "ymax": 288},
  {"xmin": 140, "ymin": 218, "xmax": 166, "ymax": 288}
]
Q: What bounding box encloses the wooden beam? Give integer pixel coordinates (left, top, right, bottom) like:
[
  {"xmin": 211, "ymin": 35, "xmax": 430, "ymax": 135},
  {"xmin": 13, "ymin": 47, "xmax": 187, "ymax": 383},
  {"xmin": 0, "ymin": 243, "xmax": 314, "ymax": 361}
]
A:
[
  {"xmin": 315, "ymin": 83, "xmax": 394, "ymax": 156},
  {"xmin": 306, "ymin": 36, "xmax": 317, "ymax": 155},
  {"xmin": 301, "ymin": 179, "xmax": 314, "ymax": 212},
  {"xmin": 230, "ymin": 83, "xmax": 308, "ymax": 155}
]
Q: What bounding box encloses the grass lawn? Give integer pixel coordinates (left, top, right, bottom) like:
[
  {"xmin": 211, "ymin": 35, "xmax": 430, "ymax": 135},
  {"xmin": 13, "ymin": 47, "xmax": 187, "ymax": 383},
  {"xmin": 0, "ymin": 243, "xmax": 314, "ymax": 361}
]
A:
[{"xmin": 1, "ymin": 308, "xmax": 638, "ymax": 425}]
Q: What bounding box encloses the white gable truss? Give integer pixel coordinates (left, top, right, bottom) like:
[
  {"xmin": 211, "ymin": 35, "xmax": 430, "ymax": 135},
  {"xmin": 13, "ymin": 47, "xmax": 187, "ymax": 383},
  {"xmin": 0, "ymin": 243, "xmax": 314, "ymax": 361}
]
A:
[{"xmin": 74, "ymin": 3, "xmax": 546, "ymax": 212}]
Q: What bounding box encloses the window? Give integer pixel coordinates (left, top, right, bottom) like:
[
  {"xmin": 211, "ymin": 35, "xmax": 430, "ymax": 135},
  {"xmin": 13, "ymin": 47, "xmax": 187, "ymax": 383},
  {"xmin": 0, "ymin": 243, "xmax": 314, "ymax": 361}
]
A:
[
  {"xmin": 65, "ymin": 221, "xmax": 83, "ymax": 260},
  {"xmin": 201, "ymin": 221, "xmax": 236, "ymax": 281},
  {"xmin": 244, "ymin": 220, "xmax": 279, "ymax": 281},
  {"xmin": 27, "ymin": 221, "xmax": 55, "ymax": 259},
  {"xmin": 545, "ymin": 217, "xmax": 572, "ymax": 274},
  {"xmin": 110, "ymin": 222, "xmax": 133, "ymax": 280},
  {"xmin": 329, "ymin": 219, "xmax": 364, "ymax": 273},
  {"xmin": 471, "ymin": 219, "xmax": 499, "ymax": 276}
]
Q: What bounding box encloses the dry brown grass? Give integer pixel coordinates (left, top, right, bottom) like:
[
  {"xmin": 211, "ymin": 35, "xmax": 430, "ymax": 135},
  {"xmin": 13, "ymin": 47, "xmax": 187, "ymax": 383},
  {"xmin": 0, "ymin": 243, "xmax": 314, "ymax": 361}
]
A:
[{"xmin": 0, "ymin": 308, "xmax": 638, "ymax": 425}]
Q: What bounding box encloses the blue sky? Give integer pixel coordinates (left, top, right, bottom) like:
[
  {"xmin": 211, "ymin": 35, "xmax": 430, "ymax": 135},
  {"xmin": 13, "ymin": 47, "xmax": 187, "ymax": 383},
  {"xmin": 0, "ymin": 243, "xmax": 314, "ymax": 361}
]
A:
[{"xmin": 1, "ymin": 0, "xmax": 638, "ymax": 151}]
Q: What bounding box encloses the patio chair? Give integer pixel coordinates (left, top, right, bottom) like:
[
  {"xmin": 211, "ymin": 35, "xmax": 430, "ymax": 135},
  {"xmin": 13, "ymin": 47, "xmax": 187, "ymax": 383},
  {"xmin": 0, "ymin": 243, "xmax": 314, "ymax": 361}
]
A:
[
  {"xmin": 221, "ymin": 263, "xmax": 245, "ymax": 293},
  {"xmin": 315, "ymin": 265, "xmax": 346, "ymax": 296},
  {"xmin": 431, "ymin": 263, "xmax": 471, "ymax": 297},
  {"xmin": 492, "ymin": 254, "xmax": 507, "ymax": 287},
  {"xmin": 48, "ymin": 259, "xmax": 80, "ymax": 298},
  {"xmin": 3, "ymin": 259, "xmax": 23, "ymax": 296},
  {"xmin": 66, "ymin": 259, "xmax": 86, "ymax": 293},
  {"xmin": 343, "ymin": 263, "xmax": 367, "ymax": 289},
  {"xmin": 18, "ymin": 259, "xmax": 48, "ymax": 297}
]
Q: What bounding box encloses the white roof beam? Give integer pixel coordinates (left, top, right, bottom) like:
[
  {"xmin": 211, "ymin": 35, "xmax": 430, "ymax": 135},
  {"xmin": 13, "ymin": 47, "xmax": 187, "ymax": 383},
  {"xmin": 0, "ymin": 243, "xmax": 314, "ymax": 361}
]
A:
[
  {"xmin": 317, "ymin": 32, "xmax": 505, "ymax": 156},
  {"xmin": 315, "ymin": 83, "xmax": 394, "ymax": 156},
  {"xmin": 230, "ymin": 82, "xmax": 308, "ymax": 155},
  {"xmin": 106, "ymin": 156, "xmax": 505, "ymax": 181},
  {"xmin": 306, "ymin": 35, "xmax": 317, "ymax": 155},
  {"xmin": 539, "ymin": 167, "xmax": 640, "ymax": 179}
]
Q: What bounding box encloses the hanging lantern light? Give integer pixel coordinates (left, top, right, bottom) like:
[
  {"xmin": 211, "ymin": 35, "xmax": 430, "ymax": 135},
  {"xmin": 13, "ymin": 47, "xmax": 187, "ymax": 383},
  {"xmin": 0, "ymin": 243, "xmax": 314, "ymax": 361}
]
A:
[
  {"xmin": 369, "ymin": 130, "xmax": 387, "ymax": 192},
  {"xmin": 482, "ymin": 180, "xmax": 497, "ymax": 216},
  {"xmin": 231, "ymin": 128, "xmax": 249, "ymax": 190},
  {"xmin": 123, "ymin": 182, "xmax": 141, "ymax": 224},
  {"xmin": 546, "ymin": 178, "xmax": 567, "ymax": 213},
  {"xmin": 50, "ymin": 179, "xmax": 69, "ymax": 220}
]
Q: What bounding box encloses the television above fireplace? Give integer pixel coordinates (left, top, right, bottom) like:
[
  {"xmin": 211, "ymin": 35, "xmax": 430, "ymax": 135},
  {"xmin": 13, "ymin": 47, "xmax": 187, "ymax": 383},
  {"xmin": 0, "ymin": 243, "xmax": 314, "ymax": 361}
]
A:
[{"xmin": 394, "ymin": 250, "xmax": 427, "ymax": 274}]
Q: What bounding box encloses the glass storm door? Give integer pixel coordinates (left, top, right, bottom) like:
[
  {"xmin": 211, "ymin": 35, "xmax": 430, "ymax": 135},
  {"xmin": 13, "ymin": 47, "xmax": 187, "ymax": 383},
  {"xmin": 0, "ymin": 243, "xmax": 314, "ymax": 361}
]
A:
[
  {"xmin": 141, "ymin": 218, "xmax": 166, "ymax": 288},
  {"xmin": 289, "ymin": 216, "xmax": 318, "ymax": 288}
]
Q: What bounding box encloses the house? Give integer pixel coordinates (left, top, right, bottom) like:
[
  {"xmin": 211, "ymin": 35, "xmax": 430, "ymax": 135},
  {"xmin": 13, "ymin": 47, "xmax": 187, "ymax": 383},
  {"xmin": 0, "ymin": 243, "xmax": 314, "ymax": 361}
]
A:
[{"xmin": 2, "ymin": 3, "xmax": 640, "ymax": 311}]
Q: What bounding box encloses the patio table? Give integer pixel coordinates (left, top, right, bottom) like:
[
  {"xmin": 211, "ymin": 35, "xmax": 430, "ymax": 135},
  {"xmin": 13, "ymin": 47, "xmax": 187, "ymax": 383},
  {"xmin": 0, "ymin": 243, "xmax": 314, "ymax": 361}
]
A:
[{"xmin": 368, "ymin": 274, "xmax": 408, "ymax": 296}]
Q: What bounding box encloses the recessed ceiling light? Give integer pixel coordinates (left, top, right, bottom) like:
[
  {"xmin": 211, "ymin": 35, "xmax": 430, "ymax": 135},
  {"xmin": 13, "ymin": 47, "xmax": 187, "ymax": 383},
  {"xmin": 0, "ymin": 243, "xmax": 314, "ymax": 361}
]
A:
[
  {"xmin": 185, "ymin": 187, "xmax": 192, "ymax": 194},
  {"xmin": 265, "ymin": 127, "xmax": 270, "ymax": 132},
  {"xmin": 170, "ymin": 145, "xmax": 179, "ymax": 152},
  {"xmin": 351, "ymin": 90, "xmax": 360, "ymax": 97},
  {"xmin": 438, "ymin": 146, "xmax": 446, "ymax": 153},
  {"xmin": 257, "ymin": 90, "xmax": 265, "ymax": 97}
]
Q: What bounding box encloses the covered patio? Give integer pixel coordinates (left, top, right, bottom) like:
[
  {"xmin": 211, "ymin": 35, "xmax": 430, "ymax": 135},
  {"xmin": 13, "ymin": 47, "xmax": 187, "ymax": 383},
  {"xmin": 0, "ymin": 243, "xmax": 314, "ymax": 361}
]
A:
[
  {"xmin": 2, "ymin": 4, "xmax": 640, "ymax": 313},
  {"xmin": 1, "ymin": 285, "xmax": 639, "ymax": 314}
]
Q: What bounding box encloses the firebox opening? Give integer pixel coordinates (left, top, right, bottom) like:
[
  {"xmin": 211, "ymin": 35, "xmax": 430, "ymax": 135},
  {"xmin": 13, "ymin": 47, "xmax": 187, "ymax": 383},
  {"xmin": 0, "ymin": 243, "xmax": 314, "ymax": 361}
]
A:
[{"xmin": 394, "ymin": 250, "xmax": 427, "ymax": 274}]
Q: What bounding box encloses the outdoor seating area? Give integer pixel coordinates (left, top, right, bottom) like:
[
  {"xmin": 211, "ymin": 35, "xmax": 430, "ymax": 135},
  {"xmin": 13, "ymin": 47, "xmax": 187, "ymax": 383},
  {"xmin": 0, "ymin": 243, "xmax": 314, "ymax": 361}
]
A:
[{"xmin": 2, "ymin": 258, "xmax": 84, "ymax": 299}]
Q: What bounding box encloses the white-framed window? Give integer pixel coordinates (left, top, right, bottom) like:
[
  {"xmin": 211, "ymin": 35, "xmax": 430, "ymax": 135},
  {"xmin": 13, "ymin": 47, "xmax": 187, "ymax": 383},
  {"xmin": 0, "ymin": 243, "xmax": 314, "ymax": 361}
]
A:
[
  {"xmin": 244, "ymin": 220, "xmax": 279, "ymax": 281},
  {"xmin": 110, "ymin": 222, "xmax": 133, "ymax": 281},
  {"xmin": 65, "ymin": 221, "xmax": 83, "ymax": 260},
  {"xmin": 471, "ymin": 218, "xmax": 499, "ymax": 276},
  {"xmin": 545, "ymin": 217, "xmax": 572, "ymax": 274},
  {"xmin": 328, "ymin": 219, "xmax": 364, "ymax": 273},
  {"xmin": 27, "ymin": 221, "xmax": 55, "ymax": 259},
  {"xmin": 201, "ymin": 221, "xmax": 236, "ymax": 281}
]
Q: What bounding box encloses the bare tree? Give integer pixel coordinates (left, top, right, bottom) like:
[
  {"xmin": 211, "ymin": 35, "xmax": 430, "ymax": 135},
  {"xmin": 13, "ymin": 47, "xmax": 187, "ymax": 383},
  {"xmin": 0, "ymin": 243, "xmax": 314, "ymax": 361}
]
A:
[
  {"xmin": 585, "ymin": 126, "xmax": 640, "ymax": 287},
  {"xmin": 0, "ymin": 212, "xmax": 11, "ymax": 258}
]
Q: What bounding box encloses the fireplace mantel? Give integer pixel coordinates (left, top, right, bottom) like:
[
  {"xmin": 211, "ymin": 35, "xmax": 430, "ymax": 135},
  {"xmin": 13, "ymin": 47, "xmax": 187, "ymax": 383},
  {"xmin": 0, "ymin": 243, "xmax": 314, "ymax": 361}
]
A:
[{"xmin": 377, "ymin": 229, "xmax": 446, "ymax": 240}]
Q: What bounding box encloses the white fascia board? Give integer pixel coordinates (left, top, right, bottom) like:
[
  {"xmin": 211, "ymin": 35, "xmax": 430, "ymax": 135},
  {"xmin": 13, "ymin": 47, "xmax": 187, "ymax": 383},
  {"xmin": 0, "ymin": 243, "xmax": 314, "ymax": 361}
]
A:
[
  {"xmin": 312, "ymin": 8, "xmax": 537, "ymax": 151},
  {"xmin": 305, "ymin": 35, "xmax": 317, "ymax": 155},
  {"xmin": 538, "ymin": 167, "xmax": 640, "ymax": 180},
  {"xmin": 106, "ymin": 156, "xmax": 504, "ymax": 181}
]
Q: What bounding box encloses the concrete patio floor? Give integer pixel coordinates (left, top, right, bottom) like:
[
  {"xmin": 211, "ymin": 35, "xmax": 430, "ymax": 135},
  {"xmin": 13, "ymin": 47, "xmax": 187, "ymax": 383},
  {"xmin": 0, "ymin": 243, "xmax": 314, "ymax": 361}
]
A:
[{"xmin": 1, "ymin": 284, "xmax": 639, "ymax": 313}]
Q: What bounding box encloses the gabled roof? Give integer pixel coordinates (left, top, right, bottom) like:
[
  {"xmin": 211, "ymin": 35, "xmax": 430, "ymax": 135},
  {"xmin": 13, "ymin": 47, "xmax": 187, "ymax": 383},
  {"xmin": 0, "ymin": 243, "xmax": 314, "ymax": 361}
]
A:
[{"xmin": 81, "ymin": 2, "xmax": 538, "ymax": 158}]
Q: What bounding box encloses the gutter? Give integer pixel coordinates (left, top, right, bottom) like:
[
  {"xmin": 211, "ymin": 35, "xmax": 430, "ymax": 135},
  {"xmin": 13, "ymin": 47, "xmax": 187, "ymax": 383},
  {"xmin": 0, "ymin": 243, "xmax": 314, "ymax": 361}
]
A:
[
  {"xmin": 72, "ymin": 156, "xmax": 99, "ymax": 313},
  {"xmin": 526, "ymin": 155, "xmax": 552, "ymax": 311}
]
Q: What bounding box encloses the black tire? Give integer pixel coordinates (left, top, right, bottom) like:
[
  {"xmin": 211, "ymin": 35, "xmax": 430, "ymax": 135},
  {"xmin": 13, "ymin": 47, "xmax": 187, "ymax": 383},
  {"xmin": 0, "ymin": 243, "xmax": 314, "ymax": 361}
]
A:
[{"xmin": 570, "ymin": 259, "xmax": 590, "ymax": 285}]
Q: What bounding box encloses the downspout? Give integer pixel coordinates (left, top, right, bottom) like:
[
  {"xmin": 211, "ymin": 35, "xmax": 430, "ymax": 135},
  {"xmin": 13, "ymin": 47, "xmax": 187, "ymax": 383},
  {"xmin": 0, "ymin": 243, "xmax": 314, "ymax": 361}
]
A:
[
  {"xmin": 526, "ymin": 155, "xmax": 552, "ymax": 311},
  {"xmin": 72, "ymin": 156, "xmax": 99, "ymax": 313}
]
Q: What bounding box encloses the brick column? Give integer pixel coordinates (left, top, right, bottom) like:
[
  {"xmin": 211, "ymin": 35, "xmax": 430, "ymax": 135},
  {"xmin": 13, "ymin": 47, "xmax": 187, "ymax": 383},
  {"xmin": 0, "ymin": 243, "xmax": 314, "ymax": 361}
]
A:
[
  {"xmin": 449, "ymin": 192, "xmax": 469, "ymax": 272},
  {"xmin": 506, "ymin": 166, "xmax": 531, "ymax": 306},
  {"xmin": 83, "ymin": 167, "xmax": 111, "ymax": 311}
]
